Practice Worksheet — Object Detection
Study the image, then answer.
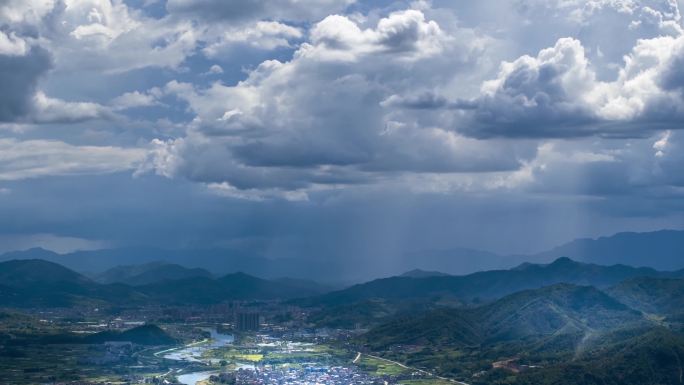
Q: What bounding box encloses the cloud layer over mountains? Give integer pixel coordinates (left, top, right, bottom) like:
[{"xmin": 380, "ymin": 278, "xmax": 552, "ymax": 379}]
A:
[{"xmin": 0, "ymin": 0, "xmax": 683, "ymax": 259}]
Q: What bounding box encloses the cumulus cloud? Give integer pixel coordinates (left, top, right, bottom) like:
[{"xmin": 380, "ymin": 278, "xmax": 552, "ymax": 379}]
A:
[
  {"xmin": 110, "ymin": 89, "xmax": 162, "ymax": 110},
  {"xmin": 202, "ymin": 21, "xmax": 303, "ymax": 55},
  {"xmin": 138, "ymin": 7, "xmax": 524, "ymax": 198},
  {"xmin": 416, "ymin": 33, "xmax": 684, "ymax": 138},
  {"xmin": 0, "ymin": 0, "xmax": 197, "ymax": 74},
  {"xmin": 308, "ymin": 9, "xmax": 448, "ymax": 61},
  {"xmin": 49, "ymin": 1, "xmax": 198, "ymax": 73},
  {"xmin": 31, "ymin": 91, "xmax": 115, "ymax": 123},
  {"xmin": 0, "ymin": 0, "xmax": 335, "ymax": 77},
  {"xmin": 455, "ymin": 38, "xmax": 600, "ymax": 138},
  {"xmin": 0, "ymin": 0, "xmax": 681, "ymax": 261}
]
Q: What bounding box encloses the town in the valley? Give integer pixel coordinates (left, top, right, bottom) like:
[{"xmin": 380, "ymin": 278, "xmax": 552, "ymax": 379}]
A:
[{"xmin": 0, "ymin": 301, "xmax": 452, "ymax": 385}]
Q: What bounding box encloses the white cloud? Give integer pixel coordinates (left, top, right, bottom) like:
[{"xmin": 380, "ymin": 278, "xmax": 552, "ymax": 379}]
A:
[
  {"xmin": 141, "ymin": 7, "xmax": 530, "ymax": 195},
  {"xmin": 0, "ymin": 138, "xmax": 145, "ymax": 180},
  {"xmin": 0, "ymin": 233, "xmax": 109, "ymax": 254},
  {"xmin": 207, "ymin": 182, "xmax": 310, "ymax": 202},
  {"xmin": 308, "ymin": 9, "xmax": 448, "ymax": 62},
  {"xmin": 207, "ymin": 64, "xmax": 223, "ymax": 75},
  {"xmin": 31, "ymin": 91, "xmax": 115, "ymax": 123},
  {"xmin": 0, "ymin": 0, "xmax": 56, "ymax": 24},
  {"xmin": 203, "ymin": 21, "xmax": 303, "ymax": 55},
  {"xmin": 0, "ymin": 30, "xmax": 28, "ymax": 55},
  {"xmin": 446, "ymin": 33, "xmax": 684, "ymax": 138},
  {"xmin": 1, "ymin": 0, "xmax": 199, "ymax": 74},
  {"xmin": 653, "ymin": 129, "xmax": 671, "ymax": 156},
  {"xmin": 110, "ymin": 89, "xmax": 161, "ymax": 110}
]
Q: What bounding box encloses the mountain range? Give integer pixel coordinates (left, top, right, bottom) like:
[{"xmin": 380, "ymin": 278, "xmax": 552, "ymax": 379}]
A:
[
  {"xmin": 0, "ymin": 259, "xmax": 330, "ymax": 307},
  {"xmin": 5, "ymin": 254, "xmax": 684, "ymax": 310},
  {"xmin": 402, "ymin": 229, "xmax": 684, "ymax": 275},
  {"xmin": 94, "ymin": 262, "xmax": 213, "ymax": 286},
  {"xmin": 309, "ymin": 257, "xmax": 684, "ymax": 307},
  {"xmin": 1, "ymin": 229, "xmax": 682, "ymax": 280}
]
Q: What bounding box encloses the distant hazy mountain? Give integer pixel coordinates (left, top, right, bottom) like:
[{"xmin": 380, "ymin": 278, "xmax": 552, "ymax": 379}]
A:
[
  {"xmin": 399, "ymin": 247, "xmax": 519, "ymax": 275},
  {"xmin": 400, "ymin": 269, "xmax": 451, "ymax": 278},
  {"xmin": 0, "ymin": 247, "xmax": 349, "ymax": 280},
  {"xmin": 311, "ymin": 257, "xmax": 684, "ymax": 306},
  {"xmin": 270, "ymin": 277, "xmax": 337, "ymax": 294},
  {"xmin": 137, "ymin": 272, "xmax": 327, "ymax": 304},
  {"xmin": 361, "ymin": 283, "xmax": 644, "ymax": 349},
  {"xmin": 533, "ymin": 230, "xmax": 684, "ymax": 271},
  {"xmin": 95, "ymin": 262, "xmax": 213, "ymax": 286},
  {"xmin": 398, "ymin": 230, "xmax": 684, "ymax": 276},
  {"xmin": 1, "ymin": 229, "xmax": 682, "ymax": 280}
]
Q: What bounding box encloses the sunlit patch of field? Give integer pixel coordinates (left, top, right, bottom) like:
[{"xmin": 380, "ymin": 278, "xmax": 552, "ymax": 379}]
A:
[
  {"xmin": 235, "ymin": 353, "xmax": 264, "ymax": 362},
  {"xmin": 356, "ymin": 355, "xmax": 411, "ymax": 376},
  {"xmin": 398, "ymin": 379, "xmax": 458, "ymax": 385},
  {"xmin": 202, "ymin": 347, "xmax": 264, "ymax": 362}
]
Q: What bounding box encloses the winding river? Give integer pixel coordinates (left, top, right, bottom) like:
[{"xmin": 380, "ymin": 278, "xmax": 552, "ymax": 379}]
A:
[{"xmin": 162, "ymin": 329, "xmax": 234, "ymax": 385}]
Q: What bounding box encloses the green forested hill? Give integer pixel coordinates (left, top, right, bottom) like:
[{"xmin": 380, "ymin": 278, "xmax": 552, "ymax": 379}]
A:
[
  {"xmin": 360, "ymin": 284, "xmax": 646, "ymax": 350},
  {"xmin": 607, "ymin": 277, "xmax": 684, "ymax": 316}
]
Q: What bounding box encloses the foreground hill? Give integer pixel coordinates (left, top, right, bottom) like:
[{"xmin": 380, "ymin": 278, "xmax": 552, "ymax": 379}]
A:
[
  {"xmin": 311, "ymin": 257, "xmax": 680, "ymax": 307},
  {"xmin": 478, "ymin": 328, "xmax": 684, "ymax": 385},
  {"xmin": 361, "ymin": 284, "xmax": 645, "ymax": 350},
  {"xmin": 5, "ymin": 324, "xmax": 177, "ymax": 346},
  {"xmin": 95, "ymin": 262, "xmax": 213, "ymax": 286},
  {"xmin": 0, "ymin": 259, "xmax": 90, "ymax": 287},
  {"xmin": 357, "ymin": 284, "xmax": 668, "ymax": 384},
  {"xmin": 0, "ymin": 259, "xmax": 143, "ymax": 307},
  {"xmin": 607, "ymin": 277, "xmax": 684, "ymax": 317},
  {"xmin": 85, "ymin": 324, "xmax": 177, "ymax": 345}
]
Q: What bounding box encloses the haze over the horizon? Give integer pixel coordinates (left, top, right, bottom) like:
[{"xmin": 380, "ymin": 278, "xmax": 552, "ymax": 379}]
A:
[{"xmin": 1, "ymin": 0, "xmax": 684, "ymax": 264}]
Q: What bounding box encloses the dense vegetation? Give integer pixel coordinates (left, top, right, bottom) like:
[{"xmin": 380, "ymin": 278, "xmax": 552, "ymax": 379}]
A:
[{"xmin": 355, "ymin": 278, "xmax": 684, "ymax": 384}]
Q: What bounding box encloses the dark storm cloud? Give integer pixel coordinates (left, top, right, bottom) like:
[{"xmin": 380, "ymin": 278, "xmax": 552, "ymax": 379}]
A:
[
  {"xmin": 1, "ymin": 173, "xmax": 680, "ymax": 276},
  {"xmin": 165, "ymin": 0, "xmax": 354, "ymax": 23},
  {"xmin": 659, "ymin": 48, "xmax": 684, "ymax": 96},
  {"xmin": 0, "ymin": 47, "xmax": 51, "ymax": 121}
]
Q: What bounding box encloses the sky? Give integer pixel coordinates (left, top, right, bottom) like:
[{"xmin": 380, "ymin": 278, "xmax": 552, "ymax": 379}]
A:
[{"xmin": 0, "ymin": 0, "xmax": 683, "ymax": 261}]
